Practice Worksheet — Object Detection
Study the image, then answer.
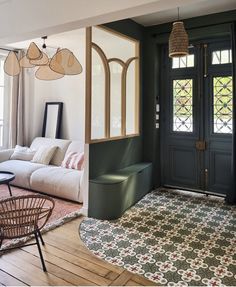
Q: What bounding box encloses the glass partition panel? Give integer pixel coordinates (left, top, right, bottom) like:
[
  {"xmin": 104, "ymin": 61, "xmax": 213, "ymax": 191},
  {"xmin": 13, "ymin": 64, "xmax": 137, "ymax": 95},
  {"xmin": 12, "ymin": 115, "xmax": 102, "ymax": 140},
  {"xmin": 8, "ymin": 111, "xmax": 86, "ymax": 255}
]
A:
[
  {"xmin": 126, "ymin": 60, "xmax": 136, "ymax": 135},
  {"xmin": 88, "ymin": 26, "xmax": 140, "ymax": 142},
  {"xmin": 91, "ymin": 48, "xmax": 106, "ymax": 139},
  {"xmin": 92, "ymin": 27, "xmax": 135, "ymax": 62},
  {"xmin": 109, "ymin": 61, "xmax": 122, "ymax": 137}
]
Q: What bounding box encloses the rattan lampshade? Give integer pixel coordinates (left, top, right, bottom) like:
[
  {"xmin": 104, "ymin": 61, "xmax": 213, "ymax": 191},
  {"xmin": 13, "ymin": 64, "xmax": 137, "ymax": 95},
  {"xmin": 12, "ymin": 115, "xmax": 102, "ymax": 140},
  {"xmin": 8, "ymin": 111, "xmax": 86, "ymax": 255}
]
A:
[
  {"xmin": 169, "ymin": 21, "xmax": 189, "ymax": 58},
  {"xmin": 26, "ymin": 42, "xmax": 42, "ymax": 60},
  {"xmin": 50, "ymin": 48, "xmax": 82, "ymax": 75},
  {"xmin": 30, "ymin": 52, "xmax": 49, "ymax": 66},
  {"xmin": 35, "ymin": 61, "xmax": 64, "ymax": 81},
  {"xmin": 4, "ymin": 37, "xmax": 83, "ymax": 80},
  {"xmin": 19, "ymin": 55, "xmax": 35, "ymax": 68},
  {"xmin": 4, "ymin": 51, "xmax": 20, "ymax": 76}
]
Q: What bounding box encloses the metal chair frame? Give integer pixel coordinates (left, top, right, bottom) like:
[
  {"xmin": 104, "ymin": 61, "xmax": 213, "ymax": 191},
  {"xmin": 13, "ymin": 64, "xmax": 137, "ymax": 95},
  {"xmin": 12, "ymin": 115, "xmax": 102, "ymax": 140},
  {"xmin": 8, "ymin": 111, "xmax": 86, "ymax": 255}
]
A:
[{"xmin": 0, "ymin": 194, "xmax": 55, "ymax": 272}]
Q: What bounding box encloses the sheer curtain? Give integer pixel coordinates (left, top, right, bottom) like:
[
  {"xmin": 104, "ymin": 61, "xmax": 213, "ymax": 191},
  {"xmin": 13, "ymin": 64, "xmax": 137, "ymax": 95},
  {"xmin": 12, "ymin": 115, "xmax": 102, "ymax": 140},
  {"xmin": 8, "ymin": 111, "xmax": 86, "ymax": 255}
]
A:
[{"xmin": 8, "ymin": 50, "xmax": 25, "ymax": 148}]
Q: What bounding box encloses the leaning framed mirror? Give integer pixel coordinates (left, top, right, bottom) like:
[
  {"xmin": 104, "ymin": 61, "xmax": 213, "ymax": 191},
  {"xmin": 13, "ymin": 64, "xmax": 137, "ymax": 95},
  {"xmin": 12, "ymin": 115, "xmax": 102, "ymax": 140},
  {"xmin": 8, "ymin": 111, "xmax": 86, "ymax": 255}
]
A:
[{"xmin": 42, "ymin": 102, "xmax": 63, "ymax": 138}]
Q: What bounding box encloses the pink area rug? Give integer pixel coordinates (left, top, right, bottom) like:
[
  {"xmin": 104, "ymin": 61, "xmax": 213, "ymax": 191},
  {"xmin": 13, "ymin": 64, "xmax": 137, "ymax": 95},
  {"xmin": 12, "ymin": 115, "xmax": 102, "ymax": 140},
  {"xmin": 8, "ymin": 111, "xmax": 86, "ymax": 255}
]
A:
[{"xmin": 0, "ymin": 185, "xmax": 82, "ymax": 249}]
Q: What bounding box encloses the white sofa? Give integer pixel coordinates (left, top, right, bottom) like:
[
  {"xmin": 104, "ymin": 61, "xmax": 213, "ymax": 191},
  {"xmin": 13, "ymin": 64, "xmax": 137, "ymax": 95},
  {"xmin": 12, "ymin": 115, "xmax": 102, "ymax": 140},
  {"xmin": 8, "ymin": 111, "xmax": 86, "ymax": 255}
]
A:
[{"xmin": 0, "ymin": 137, "xmax": 84, "ymax": 202}]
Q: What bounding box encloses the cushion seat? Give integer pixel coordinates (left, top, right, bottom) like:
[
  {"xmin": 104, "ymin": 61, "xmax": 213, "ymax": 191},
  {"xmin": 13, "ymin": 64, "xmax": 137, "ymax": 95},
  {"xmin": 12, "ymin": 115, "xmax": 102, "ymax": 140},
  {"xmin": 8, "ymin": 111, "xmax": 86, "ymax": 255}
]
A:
[
  {"xmin": 0, "ymin": 160, "xmax": 46, "ymax": 189},
  {"xmin": 30, "ymin": 166, "xmax": 83, "ymax": 202}
]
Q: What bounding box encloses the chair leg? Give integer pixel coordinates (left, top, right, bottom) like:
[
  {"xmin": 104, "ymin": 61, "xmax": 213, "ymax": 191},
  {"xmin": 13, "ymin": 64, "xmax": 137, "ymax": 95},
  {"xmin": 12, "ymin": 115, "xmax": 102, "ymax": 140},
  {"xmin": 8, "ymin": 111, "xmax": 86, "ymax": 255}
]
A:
[
  {"xmin": 37, "ymin": 230, "xmax": 45, "ymax": 246},
  {"xmin": 7, "ymin": 183, "xmax": 12, "ymax": 196},
  {"xmin": 34, "ymin": 232, "xmax": 47, "ymax": 272}
]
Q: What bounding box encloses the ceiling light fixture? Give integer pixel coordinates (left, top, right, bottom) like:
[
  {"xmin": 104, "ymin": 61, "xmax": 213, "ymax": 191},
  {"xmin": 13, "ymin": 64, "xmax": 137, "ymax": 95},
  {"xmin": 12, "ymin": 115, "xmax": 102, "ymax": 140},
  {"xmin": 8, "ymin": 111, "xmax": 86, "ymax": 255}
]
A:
[
  {"xmin": 4, "ymin": 36, "xmax": 83, "ymax": 80},
  {"xmin": 169, "ymin": 7, "xmax": 189, "ymax": 58}
]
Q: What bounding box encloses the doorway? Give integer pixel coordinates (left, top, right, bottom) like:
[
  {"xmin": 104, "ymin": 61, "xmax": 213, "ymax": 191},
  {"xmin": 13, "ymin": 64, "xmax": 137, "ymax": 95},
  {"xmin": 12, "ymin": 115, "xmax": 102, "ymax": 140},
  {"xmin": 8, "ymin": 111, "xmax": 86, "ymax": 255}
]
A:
[{"xmin": 160, "ymin": 38, "xmax": 233, "ymax": 196}]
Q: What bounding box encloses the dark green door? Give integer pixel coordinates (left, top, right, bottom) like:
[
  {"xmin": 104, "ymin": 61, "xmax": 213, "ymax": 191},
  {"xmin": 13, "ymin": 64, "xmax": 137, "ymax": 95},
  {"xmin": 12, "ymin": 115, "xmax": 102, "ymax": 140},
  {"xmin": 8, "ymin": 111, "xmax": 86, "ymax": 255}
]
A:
[{"xmin": 161, "ymin": 39, "xmax": 233, "ymax": 196}]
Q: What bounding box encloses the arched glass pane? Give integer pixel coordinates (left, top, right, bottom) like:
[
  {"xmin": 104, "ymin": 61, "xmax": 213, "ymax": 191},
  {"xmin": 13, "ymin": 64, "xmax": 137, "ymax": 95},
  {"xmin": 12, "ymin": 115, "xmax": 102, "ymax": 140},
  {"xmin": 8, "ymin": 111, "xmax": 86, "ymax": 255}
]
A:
[
  {"xmin": 91, "ymin": 48, "xmax": 106, "ymax": 140},
  {"xmin": 109, "ymin": 62, "xmax": 122, "ymax": 137},
  {"xmin": 126, "ymin": 60, "xmax": 136, "ymax": 135}
]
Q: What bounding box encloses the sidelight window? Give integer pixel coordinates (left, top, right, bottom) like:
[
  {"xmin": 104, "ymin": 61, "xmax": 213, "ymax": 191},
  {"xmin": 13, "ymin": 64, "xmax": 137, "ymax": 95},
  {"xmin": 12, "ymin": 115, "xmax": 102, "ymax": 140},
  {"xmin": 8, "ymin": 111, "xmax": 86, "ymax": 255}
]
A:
[{"xmin": 173, "ymin": 79, "xmax": 193, "ymax": 132}]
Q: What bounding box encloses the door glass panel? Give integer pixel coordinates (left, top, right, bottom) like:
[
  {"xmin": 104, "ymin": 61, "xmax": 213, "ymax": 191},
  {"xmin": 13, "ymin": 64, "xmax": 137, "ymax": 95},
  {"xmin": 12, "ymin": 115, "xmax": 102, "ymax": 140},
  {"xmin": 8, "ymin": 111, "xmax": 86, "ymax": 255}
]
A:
[
  {"xmin": 212, "ymin": 50, "xmax": 232, "ymax": 65},
  {"xmin": 213, "ymin": 76, "xmax": 233, "ymax": 134},
  {"xmin": 173, "ymin": 79, "xmax": 193, "ymax": 132},
  {"xmin": 172, "ymin": 54, "xmax": 194, "ymax": 69}
]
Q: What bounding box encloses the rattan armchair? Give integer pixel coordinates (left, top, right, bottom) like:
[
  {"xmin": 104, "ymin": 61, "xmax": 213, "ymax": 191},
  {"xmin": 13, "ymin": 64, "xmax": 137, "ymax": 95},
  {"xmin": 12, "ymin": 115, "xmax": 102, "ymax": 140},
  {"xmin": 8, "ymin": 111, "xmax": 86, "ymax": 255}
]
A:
[{"xmin": 0, "ymin": 194, "xmax": 55, "ymax": 271}]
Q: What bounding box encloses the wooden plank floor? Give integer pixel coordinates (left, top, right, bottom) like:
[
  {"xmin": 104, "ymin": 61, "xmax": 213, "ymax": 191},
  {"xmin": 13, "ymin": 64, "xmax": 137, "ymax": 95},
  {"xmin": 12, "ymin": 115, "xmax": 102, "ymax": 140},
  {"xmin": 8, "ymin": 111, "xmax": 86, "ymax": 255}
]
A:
[{"xmin": 0, "ymin": 217, "xmax": 155, "ymax": 286}]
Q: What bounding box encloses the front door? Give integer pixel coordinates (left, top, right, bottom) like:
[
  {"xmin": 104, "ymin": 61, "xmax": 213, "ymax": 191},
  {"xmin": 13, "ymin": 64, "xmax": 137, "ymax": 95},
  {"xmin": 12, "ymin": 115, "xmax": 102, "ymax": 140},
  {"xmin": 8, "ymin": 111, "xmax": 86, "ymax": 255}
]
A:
[{"xmin": 161, "ymin": 39, "xmax": 233, "ymax": 196}]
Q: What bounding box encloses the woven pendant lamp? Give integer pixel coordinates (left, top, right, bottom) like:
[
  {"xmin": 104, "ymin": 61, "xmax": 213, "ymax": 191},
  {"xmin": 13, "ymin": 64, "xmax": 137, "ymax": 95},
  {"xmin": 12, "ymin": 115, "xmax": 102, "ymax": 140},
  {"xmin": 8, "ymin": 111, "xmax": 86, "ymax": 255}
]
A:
[
  {"xmin": 169, "ymin": 8, "xmax": 189, "ymax": 58},
  {"xmin": 4, "ymin": 51, "xmax": 20, "ymax": 76}
]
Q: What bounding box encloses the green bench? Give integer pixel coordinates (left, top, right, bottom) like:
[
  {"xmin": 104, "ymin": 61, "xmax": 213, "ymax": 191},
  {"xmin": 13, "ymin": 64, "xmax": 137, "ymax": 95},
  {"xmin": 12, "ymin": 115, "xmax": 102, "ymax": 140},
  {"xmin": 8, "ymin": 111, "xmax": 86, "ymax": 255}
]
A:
[{"xmin": 88, "ymin": 162, "xmax": 152, "ymax": 219}]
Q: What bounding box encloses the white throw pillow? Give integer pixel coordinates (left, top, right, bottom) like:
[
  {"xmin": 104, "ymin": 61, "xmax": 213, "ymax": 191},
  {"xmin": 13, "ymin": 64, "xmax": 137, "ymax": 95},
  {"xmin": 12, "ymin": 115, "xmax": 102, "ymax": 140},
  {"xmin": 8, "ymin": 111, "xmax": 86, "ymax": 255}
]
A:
[
  {"xmin": 31, "ymin": 146, "xmax": 57, "ymax": 165},
  {"xmin": 10, "ymin": 145, "xmax": 36, "ymax": 161}
]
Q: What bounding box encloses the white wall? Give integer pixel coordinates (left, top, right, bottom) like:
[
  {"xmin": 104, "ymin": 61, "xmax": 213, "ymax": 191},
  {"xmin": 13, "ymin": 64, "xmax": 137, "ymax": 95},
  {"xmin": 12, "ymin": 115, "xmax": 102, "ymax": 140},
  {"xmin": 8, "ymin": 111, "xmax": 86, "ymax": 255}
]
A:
[
  {"xmin": 0, "ymin": 0, "xmax": 205, "ymax": 45},
  {"xmin": 23, "ymin": 29, "xmax": 86, "ymax": 145}
]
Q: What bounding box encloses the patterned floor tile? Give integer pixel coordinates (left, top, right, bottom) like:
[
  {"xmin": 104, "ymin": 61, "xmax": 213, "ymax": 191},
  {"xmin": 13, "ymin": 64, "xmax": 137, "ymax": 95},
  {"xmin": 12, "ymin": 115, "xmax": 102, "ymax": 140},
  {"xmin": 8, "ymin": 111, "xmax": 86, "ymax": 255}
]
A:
[{"xmin": 80, "ymin": 189, "xmax": 236, "ymax": 286}]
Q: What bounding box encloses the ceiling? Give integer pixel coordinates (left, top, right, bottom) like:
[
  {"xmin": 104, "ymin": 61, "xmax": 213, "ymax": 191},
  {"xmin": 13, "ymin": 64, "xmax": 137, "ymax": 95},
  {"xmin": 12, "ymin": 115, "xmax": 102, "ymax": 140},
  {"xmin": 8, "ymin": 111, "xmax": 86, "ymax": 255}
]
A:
[
  {"xmin": 133, "ymin": 0, "xmax": 236, "ymax": 26},
  {"xmin": 8, "ymin": 29, "xmax": 85, "ymax": 51}
]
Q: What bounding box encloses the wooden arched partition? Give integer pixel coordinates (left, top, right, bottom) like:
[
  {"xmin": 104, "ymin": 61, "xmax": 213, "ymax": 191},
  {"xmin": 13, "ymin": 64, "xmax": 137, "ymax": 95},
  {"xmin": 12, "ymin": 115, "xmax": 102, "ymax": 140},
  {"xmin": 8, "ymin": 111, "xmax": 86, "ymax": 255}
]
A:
[{"xmin": 86, "ymin": 26, "xmax": 140, "ymax": 143}]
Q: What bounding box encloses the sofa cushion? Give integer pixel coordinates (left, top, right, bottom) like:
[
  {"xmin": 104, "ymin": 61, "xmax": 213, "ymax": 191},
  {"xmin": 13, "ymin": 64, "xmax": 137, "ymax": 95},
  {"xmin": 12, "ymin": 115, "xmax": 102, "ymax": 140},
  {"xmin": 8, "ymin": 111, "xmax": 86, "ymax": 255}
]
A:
[
  {"xmin": 10, "ymin": 145, "xmax": 36, "ymax": 161},
  {"xmin": 61, "ymin": 152, "xmax": 84, "ymax": 170},
  {"xmin": 31, "ymin": 145, "xmax": 57, "ymax": 165},
  {"xmin": 65, "ymin": 141, "xmax": 84, "ymax": 156},
  {"xmin": 0, "ymin": 160, "xmax": 46, "ymax": 189},
  {"xmin": 30, "ymin": 166, "xmax": 83, "ymax": 202},
  {"xmin": 30, "ymin": 137, "xmax": 71, "ymax": 166}
]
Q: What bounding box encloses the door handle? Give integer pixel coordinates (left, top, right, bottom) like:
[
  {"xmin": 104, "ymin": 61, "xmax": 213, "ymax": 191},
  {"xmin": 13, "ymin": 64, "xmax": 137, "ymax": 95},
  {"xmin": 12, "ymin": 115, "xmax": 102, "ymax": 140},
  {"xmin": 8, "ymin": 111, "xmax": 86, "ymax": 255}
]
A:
[{"xmin": 196, "ymin": 140, "xmax": 206, "ymax": 151}]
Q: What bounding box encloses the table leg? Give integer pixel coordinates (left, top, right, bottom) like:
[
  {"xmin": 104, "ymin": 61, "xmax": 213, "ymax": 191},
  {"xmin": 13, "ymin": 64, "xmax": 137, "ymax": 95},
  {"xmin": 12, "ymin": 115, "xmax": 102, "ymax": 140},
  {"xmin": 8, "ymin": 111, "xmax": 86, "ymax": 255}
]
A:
[{"xmin": 7, "ymin": 183, "xmax": 12, "ymax": 196}]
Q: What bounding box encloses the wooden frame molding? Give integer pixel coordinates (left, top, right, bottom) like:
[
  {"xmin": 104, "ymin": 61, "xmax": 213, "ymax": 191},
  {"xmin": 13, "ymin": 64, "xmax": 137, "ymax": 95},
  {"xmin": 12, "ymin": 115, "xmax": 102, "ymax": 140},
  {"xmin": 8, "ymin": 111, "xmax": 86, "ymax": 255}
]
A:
[
  {"xmin": 85, "ymin": 25, "xmax": 140, "ymax": 144},
  {"xmin": 91, "ymin": 43, "xmax": 111, "ymax": 139}
]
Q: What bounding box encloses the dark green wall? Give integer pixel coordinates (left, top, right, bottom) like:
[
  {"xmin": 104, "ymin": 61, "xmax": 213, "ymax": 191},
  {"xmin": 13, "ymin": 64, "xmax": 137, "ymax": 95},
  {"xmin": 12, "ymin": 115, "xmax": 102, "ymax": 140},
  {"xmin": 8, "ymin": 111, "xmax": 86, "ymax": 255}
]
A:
[
  {"xmin": 89, "ymin": 19, "xmax": 145, "ymax": 180},
  {"xmin": 142, "ymin": 9, "xmax": 236, "ymax": 188},
  {"xmin": 89, "ymin": 10, "xmax": 236, "ymax": 184}
]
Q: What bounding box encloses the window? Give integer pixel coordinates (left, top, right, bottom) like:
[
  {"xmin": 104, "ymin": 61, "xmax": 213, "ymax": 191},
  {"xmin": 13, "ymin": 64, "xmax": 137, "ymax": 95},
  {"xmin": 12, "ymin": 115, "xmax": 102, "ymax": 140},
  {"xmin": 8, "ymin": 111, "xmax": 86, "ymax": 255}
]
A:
[
  {"xmin": 212, "ymin": 49, "xmax": 232, "ymax": 65},
  {"xmin": 172, "ymin": 54, "xmax": 194, "ymax": 69},
  {"xmin": 0, "ymin": 57, "xmax": 5, "ymax": 147},
  {"xmin": 213, "ymin": 76, "xmax": 232, "ymax": 134},
  {"xmin": 0, "ymin": 52, "xmax": 10, "ymax": 149},
  {"xmin": 87, "ymin": 26, "xmax": 140, "ymax": 143},
  {"xmin": 173, "ymin": 79, "xmax": 193, "ymax": 132}
]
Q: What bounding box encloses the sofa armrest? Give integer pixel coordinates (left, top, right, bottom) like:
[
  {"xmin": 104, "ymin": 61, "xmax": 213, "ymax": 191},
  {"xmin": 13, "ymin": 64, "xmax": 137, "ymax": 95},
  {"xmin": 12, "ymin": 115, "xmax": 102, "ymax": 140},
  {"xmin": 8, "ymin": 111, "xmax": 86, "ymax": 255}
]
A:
[{"xmin": 0, "ymin": 149, "xmax": 14, "ymax": 163}]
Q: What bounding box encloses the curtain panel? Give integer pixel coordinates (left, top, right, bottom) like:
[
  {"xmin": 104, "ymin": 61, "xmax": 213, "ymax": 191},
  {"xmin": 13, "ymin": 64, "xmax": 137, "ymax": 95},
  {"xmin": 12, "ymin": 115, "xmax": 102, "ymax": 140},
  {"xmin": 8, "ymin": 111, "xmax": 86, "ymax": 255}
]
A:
[{"xmin": 8, "ymin": 50, "xmax": 25, "ymax": 148}]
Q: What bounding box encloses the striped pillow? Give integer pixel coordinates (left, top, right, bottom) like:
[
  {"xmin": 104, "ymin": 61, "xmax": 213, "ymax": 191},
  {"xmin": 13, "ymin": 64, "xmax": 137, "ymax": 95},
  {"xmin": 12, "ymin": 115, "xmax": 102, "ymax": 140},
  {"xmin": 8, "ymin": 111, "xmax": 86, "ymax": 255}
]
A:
[{"xmin": 61, "ymin": 152, "xmax": 84, "ymax": 170}]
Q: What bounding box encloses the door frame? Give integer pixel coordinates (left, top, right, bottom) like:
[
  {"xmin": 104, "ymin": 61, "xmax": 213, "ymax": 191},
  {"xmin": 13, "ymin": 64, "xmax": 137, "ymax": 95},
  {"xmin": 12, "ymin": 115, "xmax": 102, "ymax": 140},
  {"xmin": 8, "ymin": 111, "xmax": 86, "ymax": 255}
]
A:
[{"xmin": 159, "ymin": 36, "xmax": 232, "ymax": 196}]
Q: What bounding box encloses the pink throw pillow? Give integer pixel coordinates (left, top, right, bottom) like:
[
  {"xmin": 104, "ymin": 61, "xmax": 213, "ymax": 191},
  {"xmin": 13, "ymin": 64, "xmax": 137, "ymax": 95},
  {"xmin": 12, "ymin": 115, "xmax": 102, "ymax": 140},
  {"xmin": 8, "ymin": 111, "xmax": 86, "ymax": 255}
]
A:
[{"xmin": 61, "ymin": 152, "xmax": 84, "ymax": 170}]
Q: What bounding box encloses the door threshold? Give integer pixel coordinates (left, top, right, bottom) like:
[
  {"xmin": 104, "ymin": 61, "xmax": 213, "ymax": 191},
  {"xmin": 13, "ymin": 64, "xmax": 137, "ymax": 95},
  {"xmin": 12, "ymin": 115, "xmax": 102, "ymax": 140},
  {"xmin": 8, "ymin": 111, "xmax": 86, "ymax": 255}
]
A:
[{"xmin": 163, "ymin": 184, "xmax": 226, "ymax": 198}]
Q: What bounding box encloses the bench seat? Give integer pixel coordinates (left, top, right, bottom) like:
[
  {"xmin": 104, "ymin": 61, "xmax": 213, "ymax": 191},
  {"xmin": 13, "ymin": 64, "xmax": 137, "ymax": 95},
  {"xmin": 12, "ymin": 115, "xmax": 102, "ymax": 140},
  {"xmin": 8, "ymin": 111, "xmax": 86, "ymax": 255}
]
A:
[{"xmin": 88, "ymin": 162, "xmax": 152, "ymax": 219}]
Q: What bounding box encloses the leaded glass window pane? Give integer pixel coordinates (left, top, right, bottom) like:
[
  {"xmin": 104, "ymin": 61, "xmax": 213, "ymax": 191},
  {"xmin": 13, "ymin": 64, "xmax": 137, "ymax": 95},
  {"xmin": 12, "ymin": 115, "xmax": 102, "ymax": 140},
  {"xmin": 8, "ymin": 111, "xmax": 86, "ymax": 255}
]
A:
[
  {"xmin": 173, "ymin": 79, "xmax": 193, "ymax": 132},
  {"xmin": 213, "ymin": 76, "xmax": 233, "ymax": 134},
  {"xmin": 212, "ymin": 49, "xmax": 232, "ymax": 65}
]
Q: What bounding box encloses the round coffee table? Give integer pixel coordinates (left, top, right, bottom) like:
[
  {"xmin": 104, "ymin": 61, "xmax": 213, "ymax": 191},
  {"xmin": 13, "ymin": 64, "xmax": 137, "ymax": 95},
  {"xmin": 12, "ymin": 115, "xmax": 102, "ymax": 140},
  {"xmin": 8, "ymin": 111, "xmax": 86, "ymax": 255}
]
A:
[{"xmin": 0, "ymin": 171, "xmax": 15, "ymax": 196}]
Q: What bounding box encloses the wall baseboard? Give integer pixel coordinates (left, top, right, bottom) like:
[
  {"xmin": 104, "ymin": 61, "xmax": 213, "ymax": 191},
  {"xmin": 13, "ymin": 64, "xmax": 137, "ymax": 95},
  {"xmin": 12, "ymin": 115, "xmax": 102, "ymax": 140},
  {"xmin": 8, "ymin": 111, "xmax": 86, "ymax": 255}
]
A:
[{"xmin": 80, "ymin": 206, "xmax": 88, "ymax": 216}]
